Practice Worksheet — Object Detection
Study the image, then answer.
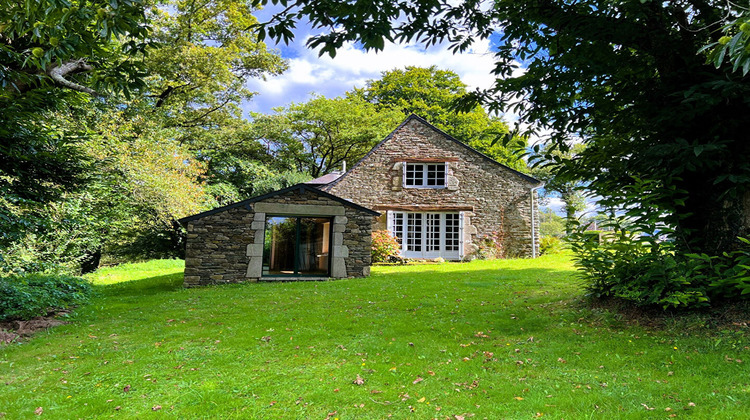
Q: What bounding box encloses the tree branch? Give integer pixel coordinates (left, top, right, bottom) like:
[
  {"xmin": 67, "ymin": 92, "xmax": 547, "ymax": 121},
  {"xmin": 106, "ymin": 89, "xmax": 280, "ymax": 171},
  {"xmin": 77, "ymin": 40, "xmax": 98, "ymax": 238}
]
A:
[{"xmin": 47, "ymin": 59, "xmax": 100, "ymax": 96}]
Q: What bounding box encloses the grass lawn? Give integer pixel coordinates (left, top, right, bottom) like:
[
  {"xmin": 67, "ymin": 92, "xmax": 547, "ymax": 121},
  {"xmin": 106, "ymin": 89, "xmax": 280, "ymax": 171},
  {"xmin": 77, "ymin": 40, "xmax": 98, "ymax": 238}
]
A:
[{"xmin": 1, "ymin": 255, "xmax": 748, "ymax": 418}]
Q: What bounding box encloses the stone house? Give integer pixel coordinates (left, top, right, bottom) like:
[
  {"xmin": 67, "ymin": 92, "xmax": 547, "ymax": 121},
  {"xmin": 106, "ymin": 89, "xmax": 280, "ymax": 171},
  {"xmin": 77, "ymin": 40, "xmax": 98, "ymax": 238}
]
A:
[
  {"xmin": 308, "ymin": 114, "xmax": 542, "ymax": 259},
  {"xmin": 179, "ymin": 184, "xmax": 379, "ymax": 286}
]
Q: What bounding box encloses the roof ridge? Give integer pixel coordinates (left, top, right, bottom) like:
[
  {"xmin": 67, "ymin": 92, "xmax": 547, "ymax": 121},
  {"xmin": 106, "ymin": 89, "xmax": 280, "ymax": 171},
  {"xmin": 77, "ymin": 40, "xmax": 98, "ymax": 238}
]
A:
[{"xmin": 323, "ymin": 114, "xmax": 540, "ymax": 190}]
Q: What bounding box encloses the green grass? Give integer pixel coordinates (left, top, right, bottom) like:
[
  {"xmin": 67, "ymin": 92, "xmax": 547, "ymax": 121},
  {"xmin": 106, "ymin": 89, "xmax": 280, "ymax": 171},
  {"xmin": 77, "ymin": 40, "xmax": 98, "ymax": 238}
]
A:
[{"xmin": 1, "ymin": 255, "xmax": 748, "ymax": 418}]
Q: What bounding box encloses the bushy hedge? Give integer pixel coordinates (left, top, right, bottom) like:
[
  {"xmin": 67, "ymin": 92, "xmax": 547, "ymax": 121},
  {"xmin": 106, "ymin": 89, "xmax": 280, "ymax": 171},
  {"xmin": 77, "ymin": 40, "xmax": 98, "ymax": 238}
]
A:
[
  {"xmin": 540, "ymin": 236, "xmax": 564, "ymax": 255},
  {"xmin": 572, "ymin": 231, "xmax": 750, "ymax": 309},
  {"xmin": 0, "ymin": 274, "xmax": 92, "ymax": 321}
]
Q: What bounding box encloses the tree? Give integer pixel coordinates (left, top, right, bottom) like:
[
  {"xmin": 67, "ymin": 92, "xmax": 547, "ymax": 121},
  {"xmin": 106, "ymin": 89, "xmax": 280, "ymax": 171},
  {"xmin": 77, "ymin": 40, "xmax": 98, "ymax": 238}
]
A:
[
  {"xmin": 355, "ymin": 66, "xmax": 527, "ymax": 171},
  {"xmin": 253, "ymin": 95, "xmax": 404, "ymax": 177},
  {"xmin": 143, "ymin": 0, "xmax": 287, "ymax": 148},
  {"xmin": 256, "ymin": 0, "xmax": 750, "ymax": 256},
  {"xmin": 532, "ymin": 143, "xmax": 587, "ymax": 235},
  {"xmin": 539, "ymin": 209, "xmax": 566, "ymax": 238},
  {"xmin": 1, "ymin": 0, "xmax": 290, "ymax": 273}
]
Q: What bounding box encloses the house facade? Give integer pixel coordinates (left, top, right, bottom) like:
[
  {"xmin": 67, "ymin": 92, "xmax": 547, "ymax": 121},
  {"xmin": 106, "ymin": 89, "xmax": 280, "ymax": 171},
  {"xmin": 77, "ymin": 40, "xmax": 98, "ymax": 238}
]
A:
[{"xmin": 309, "ymin": 115, "xmax": 542, "ymax": 259}]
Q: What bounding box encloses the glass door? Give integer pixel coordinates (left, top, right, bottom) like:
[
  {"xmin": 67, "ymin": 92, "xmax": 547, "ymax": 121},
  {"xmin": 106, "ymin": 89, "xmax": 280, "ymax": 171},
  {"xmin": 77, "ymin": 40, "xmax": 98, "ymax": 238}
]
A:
[{"xmin": 263, "ymin": 216, "xmax": 332, "ymax": 277}]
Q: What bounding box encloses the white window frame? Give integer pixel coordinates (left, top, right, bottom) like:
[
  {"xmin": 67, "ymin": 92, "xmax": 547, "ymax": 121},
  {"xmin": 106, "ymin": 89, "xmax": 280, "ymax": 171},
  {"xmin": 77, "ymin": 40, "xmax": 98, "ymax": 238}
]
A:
[
  {"xmin": 386, "ymin": 210, "xmax": 463, "ymax": 259},
  {"xmin": 402, "ymin": 162, "xmax": 447, "ymax": 189}
]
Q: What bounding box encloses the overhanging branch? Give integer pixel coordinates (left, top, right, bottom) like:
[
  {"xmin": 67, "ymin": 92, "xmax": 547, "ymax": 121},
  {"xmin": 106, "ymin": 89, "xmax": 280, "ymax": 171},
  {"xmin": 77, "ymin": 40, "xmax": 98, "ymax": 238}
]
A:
[{"xmin": 47, "ymin": 59, "xmax": 100, "ymax": 96}]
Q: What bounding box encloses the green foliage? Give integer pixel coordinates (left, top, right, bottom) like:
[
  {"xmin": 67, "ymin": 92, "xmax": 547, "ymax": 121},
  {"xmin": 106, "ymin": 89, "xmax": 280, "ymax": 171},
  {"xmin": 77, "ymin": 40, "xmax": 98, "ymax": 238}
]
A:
[
  {"xmin": 253, "ymin": 95, "xmax": 403, "ymax": 177},
  {"xmin": 571, "ymin": 217, "xmax": 750, "ymax": 309},
  {"xmin": 357, "ymin": 66, "xmax": 528, "ymax": 171},
  {"xmin": 0, "ymin": 0, "xmax": 150, "ymax": 97},
  {"xmin": 371, "ymin": 230, "xmax": 401, "ymax": 262},
  {"xmin": 0, "ymin": 274, "xmax": 91, "ymax": 321},
  {"xmin": 531, "ymin": 144, "xmax": 587, "ymax": 234},
  {"xmin": 539, "ymin": 208, "xmax": 566, "ymax": 238},
  {"xmin": 144, "ymin": 0, "xmax": 287, "ymax": 149},
  {"xmin": 700, "ymin": 11, "xmax": 750, "ymax": 75},
  {"xmin": 539, "ymin": 236, "xmax": 564, "ymax": 255},
  {"xmin": 1, "ymin": 0, "xmax": 290, "ymax": 272}
]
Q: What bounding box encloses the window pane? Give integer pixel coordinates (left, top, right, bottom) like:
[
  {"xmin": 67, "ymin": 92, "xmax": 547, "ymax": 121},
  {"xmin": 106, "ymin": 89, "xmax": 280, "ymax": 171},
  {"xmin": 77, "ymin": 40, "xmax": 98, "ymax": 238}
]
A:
[
  {"xmin": 407, "ymin": 213, "xmax": 422, "ymax": 252},
  {"xmin": 263, "ymin": 217, "xmax": 296, "ymax": 275},
  {"xmin": 444, "ymin": 213, "xmax": 460, "ymax": 251},
  {"xmin": 425, "ymin": 164, "xmax": 445, "ymax": 186},
  {"xmin": 297, "ymin": 218, "xmax": 330, "ymax": 275},
  {"xmin": 426, "ymin": 213, "xmax": 440, "ymax": 251},
  {"xmin": 263, "ymin": 216, "xmax": 331, "ymax": 276},
  {"xmin": 406, "ymin": 163, "xmax": 424, "ymax": 186},
  {"xmin": 393, "ymin": 213, "xmax": 404, "ymax": 243},
  {"xmin": 435, "ymin": 164, "xmax": 446, "ymax": 186}
]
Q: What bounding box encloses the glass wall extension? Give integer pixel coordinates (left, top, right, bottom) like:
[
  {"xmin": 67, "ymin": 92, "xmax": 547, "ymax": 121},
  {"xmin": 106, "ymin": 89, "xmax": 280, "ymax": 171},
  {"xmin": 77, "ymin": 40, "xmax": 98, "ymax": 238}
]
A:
[{"xmin": 262, "ymin": 216, "xmax": 332, "ymax": 277}]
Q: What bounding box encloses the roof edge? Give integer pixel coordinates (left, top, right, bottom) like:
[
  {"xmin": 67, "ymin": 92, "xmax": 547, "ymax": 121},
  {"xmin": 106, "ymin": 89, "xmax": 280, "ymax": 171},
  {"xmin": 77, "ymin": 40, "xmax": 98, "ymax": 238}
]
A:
[{"xmin": 178, "ymin": 183, "xmax": 379, "ymax": 224}]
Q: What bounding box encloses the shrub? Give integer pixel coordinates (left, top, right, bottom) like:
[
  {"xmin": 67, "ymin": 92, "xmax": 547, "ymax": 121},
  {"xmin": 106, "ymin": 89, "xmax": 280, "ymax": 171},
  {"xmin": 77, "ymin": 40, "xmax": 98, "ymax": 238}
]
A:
[
  {"xmin": 0, "ymin": 274, "xmax": 91, "ymax": 321},
  {"xmin": 540, "ymin": 236, "xmax": 564, "ymax": 255},
  {"xmin": 371, "ymin": 230, "xmax": 401, "ymax": 262},
  {"xmin": 571, "ymin": 226, "xmax": 750, "ymax": 309}
]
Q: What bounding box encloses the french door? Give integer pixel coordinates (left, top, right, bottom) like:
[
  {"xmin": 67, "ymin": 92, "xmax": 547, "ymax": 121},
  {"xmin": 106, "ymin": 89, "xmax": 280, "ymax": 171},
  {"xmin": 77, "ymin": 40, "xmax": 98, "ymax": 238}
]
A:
[{"xmin": 387, "ymin": 211, "xmax": 463, "ymax": 259}]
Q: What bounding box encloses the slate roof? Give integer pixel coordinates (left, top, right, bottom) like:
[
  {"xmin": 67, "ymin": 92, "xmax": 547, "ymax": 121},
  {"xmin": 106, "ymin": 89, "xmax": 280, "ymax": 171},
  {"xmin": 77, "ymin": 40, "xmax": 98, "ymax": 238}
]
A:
[
  {"xmin": 177, "ymin": 183, "xmax": 379, "ymax": 224},
  {"xmin": 306, "ymin": 172, "xmax": 343, "ymax": 185},
  {"xmin": 321, "ymin": 114, "xmax": 541, "ymax": 191}
]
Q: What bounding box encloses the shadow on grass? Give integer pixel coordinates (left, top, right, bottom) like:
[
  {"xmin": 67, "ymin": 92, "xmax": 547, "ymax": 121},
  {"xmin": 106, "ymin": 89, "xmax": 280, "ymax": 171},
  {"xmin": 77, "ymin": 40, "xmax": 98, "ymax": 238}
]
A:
[
  {"xmin": 93, "ymin": 273, "xmax": 185, "ymax": 297},
  {"xmin": 370, "ymin": 265, "xmax": 578, "ymax": 285}
]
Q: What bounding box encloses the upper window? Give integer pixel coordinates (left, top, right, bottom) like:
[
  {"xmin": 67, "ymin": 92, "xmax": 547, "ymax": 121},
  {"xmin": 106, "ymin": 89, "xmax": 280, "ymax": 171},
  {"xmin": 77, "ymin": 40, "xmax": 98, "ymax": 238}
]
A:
[{"xmin": 405, "ymin": 163, "xmax": 446, "ymax": 188}]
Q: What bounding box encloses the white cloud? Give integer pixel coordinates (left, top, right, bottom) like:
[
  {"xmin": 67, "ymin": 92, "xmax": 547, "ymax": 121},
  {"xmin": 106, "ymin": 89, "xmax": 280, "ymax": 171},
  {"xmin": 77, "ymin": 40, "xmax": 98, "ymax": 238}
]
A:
[{"xmin": 244, "ymin": 31, "xmax": 502, "ymax": 116}]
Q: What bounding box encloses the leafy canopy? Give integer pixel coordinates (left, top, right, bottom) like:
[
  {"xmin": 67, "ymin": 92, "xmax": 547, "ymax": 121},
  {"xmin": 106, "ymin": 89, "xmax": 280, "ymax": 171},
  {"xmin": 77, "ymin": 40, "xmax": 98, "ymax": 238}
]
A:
[{"xmin": 252, "ymin": 95, "xmax": 404, "ymax": 177}]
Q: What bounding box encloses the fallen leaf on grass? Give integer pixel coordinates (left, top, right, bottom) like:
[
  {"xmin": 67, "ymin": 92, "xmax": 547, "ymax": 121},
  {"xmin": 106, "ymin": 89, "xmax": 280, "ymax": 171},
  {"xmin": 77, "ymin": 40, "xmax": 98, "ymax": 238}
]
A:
[
  {"xmin": 123, "ymin": 384, "xmax": 131, "ymax": 393},
  {"xmin": 152, "ymin": 405, "xmax": 162, "ymax": 411},
  {"xmin": 417, "ymin": 397, "xmax": 426, "ymax": 403},
  {"xmin": 114, "ymin": 406, "xmax": 121, "ymax": 411},
  {"xmin": 514, "ymin": 396, "xmax": 524, "ymax": 401},
  {"xmin": 413, "ymin": 376, "xmax": 424, "ymax": 385},
  {"xmin": 34, "ymin": 407, "xmax": 43, "ymax": 416},
  {"xmin": 353, "ymin": 375, "xmax": 365, "ymax": 386},
  {"xmin": 371, "ymin": 390, "xmax": 383, "ymax": 394},
  {"xmin": 641, "ymin": 403, "xmax": 655, "ymax": 411}
]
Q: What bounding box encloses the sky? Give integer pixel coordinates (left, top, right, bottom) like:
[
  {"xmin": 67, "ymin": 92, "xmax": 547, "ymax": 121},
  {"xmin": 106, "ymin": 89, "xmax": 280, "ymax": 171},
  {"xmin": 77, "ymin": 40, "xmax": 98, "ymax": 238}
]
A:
[
  {"xmin": 244, "ymin": 7, "xmax": 575, "ymax": 215},
  {"xmin": 245, "ymin": 6, "xmax": 512, "ymax": 116}
]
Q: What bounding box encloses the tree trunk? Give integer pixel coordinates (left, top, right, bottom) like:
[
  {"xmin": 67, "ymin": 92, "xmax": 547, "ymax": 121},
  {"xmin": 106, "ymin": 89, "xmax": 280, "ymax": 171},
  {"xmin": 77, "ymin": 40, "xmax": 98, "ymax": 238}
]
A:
[
  {"xmin": 677, "ymin": 174, "xmax": 750, "ymax": 255},
  {"xmin": 80, "ymin": 248, "xmax": 102, "ymax": 274}
]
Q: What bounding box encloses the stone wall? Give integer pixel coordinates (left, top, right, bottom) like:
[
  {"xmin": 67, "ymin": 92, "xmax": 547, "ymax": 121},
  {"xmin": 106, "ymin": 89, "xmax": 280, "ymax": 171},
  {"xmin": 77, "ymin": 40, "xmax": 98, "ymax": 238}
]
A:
[
  {"xmin": 184, "ymin": 207, "xmax": 255, "ymax": 287},
  {"xmin": 183, "ymin": 188, "xmax": 376, "ymax": 287},
  {"xmin": 327, "ymin": 117, "xmax": 540, "ymax": 258}
]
